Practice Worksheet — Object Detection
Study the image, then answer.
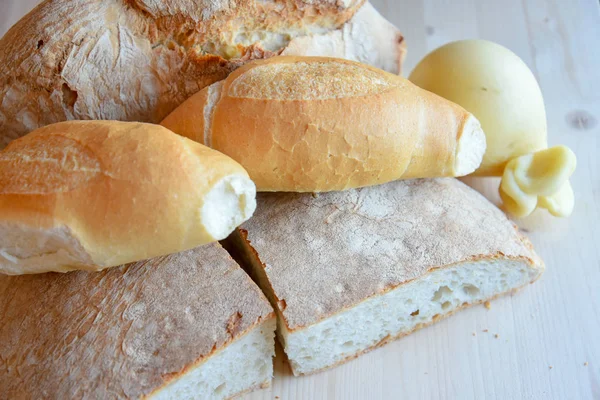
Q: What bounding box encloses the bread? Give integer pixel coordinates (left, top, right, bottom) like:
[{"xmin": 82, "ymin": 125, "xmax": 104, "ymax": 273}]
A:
[
  {"xmin": 281, "ymin": 3, "xmax": 406, "ymax": 74},
  {"xmin": 0, "ymin": 121, "xmax": 256, "ymax": 275},
  {"xmin": 0, "ymin": 0, "xmax": 405, "ymax": 148},
  {"xmin": 161, "ymin": 57, "xmax": 487, "ymax": 192},
  {"xmin": 0, "ymin": 243, "xmax": 276, "ymax": 399},
  {"xmin": 225, "ymin": 179, "xmax": 544, "ymax": 375}
]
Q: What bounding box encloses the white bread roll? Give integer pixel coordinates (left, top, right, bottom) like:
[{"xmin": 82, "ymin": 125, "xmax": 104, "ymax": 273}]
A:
[
  {"xmin": 226, "ymin": 179, "xmax": 544, "ymax": 375},
  {"xmin": 0, "ymin": 244, "xmax": 276, "ymax": 399},
  {"xmin": 0, "ymin": 0, "xmax": 405, "ymax": 148},
  {"xmin": 161, "ymin": 57, "xmax": 487, "ymax": 192},
  {"xmin": 0, "ymin": 121, "xmax": 256, "ymax": 275}
]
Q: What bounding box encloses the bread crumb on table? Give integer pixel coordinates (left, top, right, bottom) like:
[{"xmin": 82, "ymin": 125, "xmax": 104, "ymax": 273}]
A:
[
  {"xmin": 472, "ymin": 332, "xmax": 476, "ymax": 336},
  {"xmin": 494, "ymin": 334, "xmax": 499, "ymax": 339},
  {"xmin": 484, "ymin": 301, "xmax": 492, "ymax": 309},
  {"xmin": 549, "ymin": 366, "xmax": 553, "ymax": 370},
  {"xmin": 584, "ymin": 362, "xmax": 588, "ymax": 367},
  {"xmin": 482, "ymin": 329, "xmax": 489, "ymax": 333}
]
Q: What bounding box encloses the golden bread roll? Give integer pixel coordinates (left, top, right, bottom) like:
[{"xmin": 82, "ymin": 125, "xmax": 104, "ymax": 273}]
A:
[
  {"xmin": 0, "ymin": 121, "xmax": 256, "ymax": 275},
  {"xmin": 162, "ymin": 57, "xmax": 487, "ymax": 192}
]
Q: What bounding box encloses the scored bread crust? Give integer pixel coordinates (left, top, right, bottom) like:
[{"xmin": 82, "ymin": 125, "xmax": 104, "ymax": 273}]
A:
[
  {"xmin": 0, "ymin": 120, "xmax": 254, "ymax": 274},
  {"xmin": 0, "ymin": 0, "xmax": 405, "ymax": 148},
  {"xmin": 161, "ymin": 56, "xmax": 486, "ymax": 192},
  {"xmin": 234, "ymin": 178, "xmax": 544, "ymax": 331},
  {"xmin": 0, "ymin": 244, "xmax": 275, "ymax": 399}
]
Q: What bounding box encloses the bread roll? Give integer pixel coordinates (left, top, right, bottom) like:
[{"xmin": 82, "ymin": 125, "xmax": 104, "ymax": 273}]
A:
[
  {"xmin": 0, "ymin": 0, "xmax": 405, "ymax": 148},
  {"xmin": 0, "ymin": 244, "xmax": 276, "ymax": 399},
  {"xmin": 161, "ymin": 57, "xmax": 487, "ymax": 192},
  {"xmin": 0, "ymin": 121, "xmax": 256, "ymax": 275},
  {"xmin": 225, "ymin": 179, "xmax": 544, "ymax": 375}
]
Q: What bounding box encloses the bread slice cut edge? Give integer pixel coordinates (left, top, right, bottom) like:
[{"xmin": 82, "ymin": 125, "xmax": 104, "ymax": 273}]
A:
[
  {"xmin": 227, "ymin": 229, "xmax": 543, "ymax": 376},
  {"xmin": 151, "ymin": 317, "xmax": 276, "ymax": 399}
]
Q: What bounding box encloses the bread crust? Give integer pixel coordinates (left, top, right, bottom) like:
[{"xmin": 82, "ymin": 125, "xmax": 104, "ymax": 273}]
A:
[
  {"xmin": 281, "ymin": 3, "xmax": 407, "ymax": 74},
  {"xmin": 0, "ymin": 0, "xmax": 404, "ymax": 147},
  {"xmin": 0, "ymin": 121, "xmax": 253, "ymax": 273},
  {"xmin": 233, "ymin": 178, "xmax": 544, "ymax": 331},
  {"xmin": 223, "ymin": 379, "xmax": 271, "ymax": 400},
  {"xmin": 0, "ymin": 244, "xmax": 274, "ymax": 399}
]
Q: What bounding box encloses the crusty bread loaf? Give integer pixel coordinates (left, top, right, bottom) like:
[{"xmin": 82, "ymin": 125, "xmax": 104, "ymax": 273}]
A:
[
  {"xmin": 281, "ymin": 3, "xmax": 406, "ymax": 74},
  {"xmin": 161, "ymin": 56, "xmax": 487, "ymax": 192},
  {"xmin": 225, "ymin": 179, "xmax": 544, "ymax": 375},
  {"xmin": 0, "ymin": 244, "xmax": 276, "ymax": 399},
  {"xmin": 0, "ymin": 121, "xmax": 256, "ymax": 275},
  {"xmin": 0, "ymin": 0, "xmax": 405, "ymax": 148}
]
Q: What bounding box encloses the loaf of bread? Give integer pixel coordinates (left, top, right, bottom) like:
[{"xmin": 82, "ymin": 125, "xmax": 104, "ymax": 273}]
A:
[
  {"xmin": 161, "ymin": 57, "xmax": 487, "ymax": 192},
  {"xmin": 226, "ymin": 179, "xmax": 544, "ymax": 375},
  {"xmin": 0, "ymin": 0, "xmax": 405, "ymax": 148},
  {"xmin": 0, "ymin": 121, "xmax": 256, "ymax": 275},
  {"xmin": 0, "ymin": 244, "xmax": 276, "ymax": 399}
]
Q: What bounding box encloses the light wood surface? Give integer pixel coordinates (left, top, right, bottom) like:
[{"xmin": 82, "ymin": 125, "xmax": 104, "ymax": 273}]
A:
[{"xmin": 1, "ymin": 1, "xmax": 598, "ymax": 399}]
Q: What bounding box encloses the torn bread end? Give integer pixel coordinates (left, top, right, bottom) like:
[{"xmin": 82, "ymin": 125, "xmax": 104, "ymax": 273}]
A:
[
  {"xmin": 202, "ymin": 174, "xmax": 257, "ymax": 241},
  {"xmin": 455, "ymin": 115, "xmax": 487, "ymax": 176}
]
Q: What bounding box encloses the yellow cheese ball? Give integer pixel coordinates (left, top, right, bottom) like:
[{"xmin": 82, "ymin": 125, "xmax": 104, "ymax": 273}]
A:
[{"xmin": 409, "ymin": 40, "xmax": 548, "ymax": 176}]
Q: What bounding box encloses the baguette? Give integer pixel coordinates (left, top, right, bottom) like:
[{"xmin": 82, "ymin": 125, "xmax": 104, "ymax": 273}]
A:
[
  {"xmin": 0, "ymin": 0, "xmax": 405, "ymax": 148},
  {"xmin": 161, "ymin": 57, "xmax": 487, "ymax": 192},
  {"xmin": 225, "ymin": 178, "xmax": 544, "ymax": 375},
  {"xmin": 0, "ymin": 121, "xmax": 256, "ymax": 275},
  {"xmin": 0, "ymin": 244, "xmax": 276, "ymax": 399}
]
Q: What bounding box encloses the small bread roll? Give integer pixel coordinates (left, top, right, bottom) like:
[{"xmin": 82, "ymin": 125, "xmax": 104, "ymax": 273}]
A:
[
  {"xmin": 0, "ymin": 121, "xmax": 256, "ymax": 275},
  {"xmin": 162, "ymin": 56, "xmax": 487, "ymax": 192}
]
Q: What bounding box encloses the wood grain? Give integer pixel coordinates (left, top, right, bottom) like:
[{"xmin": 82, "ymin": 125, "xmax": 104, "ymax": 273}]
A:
[{"xmin": 0, "ymin": 1, "xmax": 598, "ymax": 399}]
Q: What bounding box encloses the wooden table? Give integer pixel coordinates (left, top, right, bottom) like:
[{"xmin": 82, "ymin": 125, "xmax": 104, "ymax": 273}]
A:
[{"xmin": 1, "ymin": 1, "xmax": 598, "ymax": 399}]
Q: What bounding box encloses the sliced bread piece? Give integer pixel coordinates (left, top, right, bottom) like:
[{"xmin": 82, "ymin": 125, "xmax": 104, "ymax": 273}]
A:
[
  {"xmin": 0, "ymin": 244, "xmax": 275, "ymax": 399},
  {"xmin": 226, "ymin": 179, "xmax": 544, "ymax": 375}
]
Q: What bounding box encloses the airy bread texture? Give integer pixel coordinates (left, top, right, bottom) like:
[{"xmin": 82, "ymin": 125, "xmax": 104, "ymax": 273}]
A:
[
  {"xmin": 0, "ymin": 244, "xmax": 276, "ymax": 399},
  {"xmin": 0, "ymin": 121, "xmax": 256, "ymax": 275},
  {"xmin": 0, "ymin": 0, "xmax": 405, "ymax": 148},
  {"xmin": 226, "ymin": 179, "xmax": 544, "ymax": 375},
  {"xmin": 161, "ymin": 57, "xmax": 486, "ymax": 192},
  {"xmin": 152, "ymin": 323, "xmax": 275, "ymax": 400}
]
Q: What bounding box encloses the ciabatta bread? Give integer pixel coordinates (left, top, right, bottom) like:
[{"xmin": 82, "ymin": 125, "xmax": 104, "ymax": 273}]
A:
[
  {"xmin": 0, "ymin": 121, "xmax": 256, "ymax": 275},
  {"xmin": 0, "ymin": 0, "xmax": 405, "ymax": 148},
  {"xmin": 0, "ymin": 244, "xmax": 276, "ymax": 399},
  {"xmin": 226, "ymin": 179, "xmax": 544, "ymax": 375},
  {"xmin": 161, "ymin": 56, "xmax": 487, "ymax": 192}
]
